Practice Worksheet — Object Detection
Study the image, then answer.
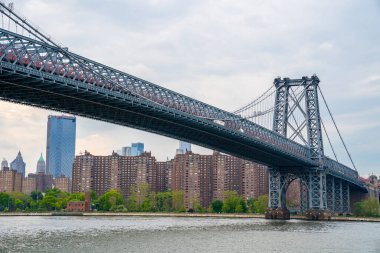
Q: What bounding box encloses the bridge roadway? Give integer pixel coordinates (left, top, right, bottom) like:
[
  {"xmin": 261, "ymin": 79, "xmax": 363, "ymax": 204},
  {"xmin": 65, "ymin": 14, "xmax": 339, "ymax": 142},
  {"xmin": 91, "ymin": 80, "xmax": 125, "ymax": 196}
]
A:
[{"xmin": 0, "ymin": 28, "xmax": 364, "ymax": 189}]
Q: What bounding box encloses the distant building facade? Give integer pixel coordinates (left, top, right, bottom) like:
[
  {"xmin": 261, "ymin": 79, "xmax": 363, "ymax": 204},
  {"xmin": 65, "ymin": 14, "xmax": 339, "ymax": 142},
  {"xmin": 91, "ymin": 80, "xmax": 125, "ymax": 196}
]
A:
[
  {"xmin": 36, "ymin": 153, "xmax": 46, "ymax": 174},
  {"xmin": 72, "ymin": 150, "xmax": 269, "ymax": 210},
  {"xmin": 0, "ymin": 167, "xmax": 23, "ymax": 192},
  {"xmin": 46, "ymin": 115, "xmax": 76, "ymax": 178},
  {"xmin": 72, "ymin": 151, "xmax": 156, "ymax": 199},
  {"xmin": 22, "ymin": 177, "xmax": 37, "ymax": 195},
  {"xmin": 131, "ymin": 143, "xmax": 144, "ymax": 156},
  {"xmin": 1, "ymin": 159, "xmax": 8, "ymax": 170},
  {"xmin": 27, "ymin": 173, "xmax": 53, "ymax": 193},
  {"xmin": 176, "ymin": 141, "xmax": 191, "ymax": 155},
  {"xmin": 242, "ymin": 162, "xmax": 268, "ymax": 200},
  {"xmin": 10, "ymin": 151, "xmax": 26, "ymax": 177},
  {"xmin": 53, "ymin": 175, "xmax": 72, "ymax": 193},
  {"xmin": 121, "ymin": 146, "xmax": 132, "ymax": 156}
]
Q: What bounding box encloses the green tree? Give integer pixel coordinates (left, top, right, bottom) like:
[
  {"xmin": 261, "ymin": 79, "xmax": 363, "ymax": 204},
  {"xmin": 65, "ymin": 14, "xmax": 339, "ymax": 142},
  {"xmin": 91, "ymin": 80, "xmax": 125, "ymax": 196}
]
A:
[
  {"xmin": 156, "ymin": 191, "xmax": 173, "ymax": 212},
  {"xmin": 172, "ymin": 191, "xmax": 185, "ymax": 212},
  {"xmin": 97, "ymin": 189, "xmax": 124, "ymax": 211},
  {"xmin": 354, "ymin": 197, "xmax": 380, "ymax": 217},
  {"xmin": 211, "ymin": 200, "xmax": 223, "ymax": 213},
  {"xmin": 247, "ymin": 198, "xmax": 255, "ymax": 213},
  {"xmin": 31, "ymin": 191, "xmax": 43, "ymax": 201},
  {"xmin": 0, "ymin": 192, "xmax": 11, "ymax": 211},
  {"xmin": 41, "ymin": 195, "xmax": 57, "ymax": 211},
  {"xmin": 222, "ymin": 191, "xmax": 246, "ymax": 213},
  {"xmin": 254, "ymin": 195, "xmax": 268, "ymax": 214},
  {"xmin": 14, "ymin": 199, "xmax": 24, "ymax": 210},
  {"xmin": 127, "ymin": 185, "xmax": 138, "ymax": 211},
  {"xmin": 68, "ymin": 192, "xmax": 85, "ymax": 201}
]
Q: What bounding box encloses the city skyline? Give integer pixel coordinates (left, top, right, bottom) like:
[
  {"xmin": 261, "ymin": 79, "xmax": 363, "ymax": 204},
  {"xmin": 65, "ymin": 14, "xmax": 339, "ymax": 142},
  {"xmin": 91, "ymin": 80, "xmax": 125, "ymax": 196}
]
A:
[{"xmin": 0, "ymin": 0, "xmax": 378, "ymax": 176}]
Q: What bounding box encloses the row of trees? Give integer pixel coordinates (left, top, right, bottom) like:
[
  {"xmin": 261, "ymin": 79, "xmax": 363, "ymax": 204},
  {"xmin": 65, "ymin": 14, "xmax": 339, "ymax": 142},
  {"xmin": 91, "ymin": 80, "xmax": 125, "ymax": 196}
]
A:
[
  {"xmin": 2, "ymin": 186, "xmax": 377, "ymax": 216},
  {"xmin": 0, "ymin": 189, "xmax": 84, "ymax": 212},
  {"xmin": 0, "ymin": 187, "xmax": 268, "ymax": 214}
]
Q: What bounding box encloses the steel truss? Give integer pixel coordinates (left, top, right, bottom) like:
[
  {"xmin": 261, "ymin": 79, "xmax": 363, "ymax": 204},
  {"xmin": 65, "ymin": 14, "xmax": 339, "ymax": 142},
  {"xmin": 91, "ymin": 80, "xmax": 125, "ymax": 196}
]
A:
[{"xmin": 268, "ymin": 168, "xmax": 328, "ymax": 212}]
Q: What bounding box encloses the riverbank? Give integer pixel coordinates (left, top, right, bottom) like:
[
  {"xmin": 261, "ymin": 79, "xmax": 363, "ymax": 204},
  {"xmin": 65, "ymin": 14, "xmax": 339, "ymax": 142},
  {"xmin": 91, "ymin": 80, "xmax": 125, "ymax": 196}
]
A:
[{"xmin": 0, "ymin": 212, "xmax": 379, "ymax": 222}]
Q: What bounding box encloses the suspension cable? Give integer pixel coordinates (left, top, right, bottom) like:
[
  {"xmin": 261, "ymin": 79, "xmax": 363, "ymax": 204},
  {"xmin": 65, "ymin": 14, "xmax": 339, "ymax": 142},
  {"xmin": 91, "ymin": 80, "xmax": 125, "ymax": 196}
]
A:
[
  {"xmin": 318, "ymin": 86, "xmax": 357, "ymax": 171},
  {"xmin": 321, "ymin": 118, "xmax": 339, "ymax": 161}
]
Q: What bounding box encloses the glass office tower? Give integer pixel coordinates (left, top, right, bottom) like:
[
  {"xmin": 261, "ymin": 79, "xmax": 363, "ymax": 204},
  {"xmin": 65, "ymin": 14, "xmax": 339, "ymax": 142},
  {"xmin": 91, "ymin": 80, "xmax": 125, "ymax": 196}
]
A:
[
  {"xmin": 46, "ymin": 115, "xmax": 76, "ymax": 178},
  {"xmin": 131, "ymin": 143, "xmax": 144, "ymax": 156}
]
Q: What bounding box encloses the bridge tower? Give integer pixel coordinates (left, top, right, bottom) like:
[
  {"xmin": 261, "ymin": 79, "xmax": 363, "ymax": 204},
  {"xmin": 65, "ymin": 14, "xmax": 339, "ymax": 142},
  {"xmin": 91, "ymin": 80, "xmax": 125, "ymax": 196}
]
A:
[{"xmin": 267, "ymin": 75, "xmax": 331, "ymax": 218}]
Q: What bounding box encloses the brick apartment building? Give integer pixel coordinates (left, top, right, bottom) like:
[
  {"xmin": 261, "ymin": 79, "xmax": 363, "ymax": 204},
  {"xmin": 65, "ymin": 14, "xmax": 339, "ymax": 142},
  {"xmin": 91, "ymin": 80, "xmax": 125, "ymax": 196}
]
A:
[
  {"xmin": 72, "ymin": 150, "xmax": 269, "ymax": 209},
  {"xmin": 0, "ymin": 167, "xmax": 22, "ymax": 192}
]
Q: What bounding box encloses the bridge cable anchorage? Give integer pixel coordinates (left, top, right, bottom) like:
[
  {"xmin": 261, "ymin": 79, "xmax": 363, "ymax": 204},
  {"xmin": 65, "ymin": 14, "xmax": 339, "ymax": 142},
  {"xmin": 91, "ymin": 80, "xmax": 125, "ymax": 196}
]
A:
[
  {"xmin": 318, "ymin": 86, "xmax": 357, "ymax": 171},
  {"xmin": 321, "ymin": 118, "xmax": 339, "ymax": 162}
]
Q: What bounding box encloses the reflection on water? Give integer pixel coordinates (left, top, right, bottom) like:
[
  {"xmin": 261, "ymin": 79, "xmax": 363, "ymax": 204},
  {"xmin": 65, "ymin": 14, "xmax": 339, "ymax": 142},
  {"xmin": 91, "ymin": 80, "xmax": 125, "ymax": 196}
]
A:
[{"xmin": 0, "ymin": 216, "xmax": 379, "ymax": 253}]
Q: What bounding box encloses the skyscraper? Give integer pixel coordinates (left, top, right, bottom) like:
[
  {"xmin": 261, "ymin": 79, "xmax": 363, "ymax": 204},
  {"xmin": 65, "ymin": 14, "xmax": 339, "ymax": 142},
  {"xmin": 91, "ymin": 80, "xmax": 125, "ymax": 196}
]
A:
[
  {"xmin": 131, "ymin": 143, "xmax": 144, "ymax": 156},
  {"xmin": 121, "ymin": 146, "xmax": 132, "ymax": 156},
  {"xmin": 46, "ymin": 115, "xmax": 76, "ymax": 178},
  {"xmin": 1, "ymin": 158, "xmax": 8, "ymax": 170},
  {"xmin": 179, "ymin": 141, "xmax": 191, "ymax": 152},
  {"xmin": 10, "ymin": 151, "xmax": 26, "ymax": 177},
  {"xmin": 36, "ymin": 153, "xmax": 46, "ymax": 174}
]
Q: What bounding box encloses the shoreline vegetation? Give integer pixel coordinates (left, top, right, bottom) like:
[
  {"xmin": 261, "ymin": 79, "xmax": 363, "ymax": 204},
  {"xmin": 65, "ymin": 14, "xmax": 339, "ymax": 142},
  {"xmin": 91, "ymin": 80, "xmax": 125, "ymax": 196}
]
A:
[
  {"xmin": 1, "ymin": 186, "xmax": 379, "ymax": 221},
  {"xmin": 0, "ymin": 212, "xmax": 379, "ymax": 222}
]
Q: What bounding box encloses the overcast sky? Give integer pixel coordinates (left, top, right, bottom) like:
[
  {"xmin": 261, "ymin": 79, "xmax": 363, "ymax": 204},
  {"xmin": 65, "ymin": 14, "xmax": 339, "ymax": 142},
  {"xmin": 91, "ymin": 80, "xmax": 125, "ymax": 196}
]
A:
[{"xmin": 0, "ymin": 0, "xmax": 379, "ymax": 176}]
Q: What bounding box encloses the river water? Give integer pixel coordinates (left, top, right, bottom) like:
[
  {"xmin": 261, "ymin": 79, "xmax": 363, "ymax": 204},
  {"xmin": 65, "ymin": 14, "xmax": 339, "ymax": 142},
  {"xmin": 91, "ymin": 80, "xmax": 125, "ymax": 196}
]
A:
[{"xmin": 0, "ymin": 216, "xmax": 379, "ymax": 253}]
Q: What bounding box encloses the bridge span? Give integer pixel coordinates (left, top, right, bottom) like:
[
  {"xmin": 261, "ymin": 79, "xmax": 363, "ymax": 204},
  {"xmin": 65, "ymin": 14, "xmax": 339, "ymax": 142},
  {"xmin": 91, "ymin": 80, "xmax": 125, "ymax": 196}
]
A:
[{"xmin": 0, "ymin": 3, "xmax": 367, "ymax": 218}]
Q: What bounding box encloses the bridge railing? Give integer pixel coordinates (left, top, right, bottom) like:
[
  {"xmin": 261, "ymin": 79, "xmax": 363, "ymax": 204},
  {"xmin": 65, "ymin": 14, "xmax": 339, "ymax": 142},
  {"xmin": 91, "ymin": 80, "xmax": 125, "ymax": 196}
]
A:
[
  {"xmin": 324, "ymin": 157, "xmax": 364, "ymax": 187},
  {"xmin": 0, "ymin": 28, "xmax": 313, "ymax": 163}
]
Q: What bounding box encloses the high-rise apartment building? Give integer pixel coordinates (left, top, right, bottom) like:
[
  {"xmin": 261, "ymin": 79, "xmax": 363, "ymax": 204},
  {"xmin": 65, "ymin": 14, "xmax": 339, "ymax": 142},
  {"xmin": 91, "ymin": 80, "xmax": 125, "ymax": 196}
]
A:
[
  {"xmin": 72, "ymin": 151, "xmax": 156, "ymax": 199},
  {"xmin": 72, "ymin": 149, "xmax": 269, "ymax": 210},
  {"xmin": 171, "ymin": 151, "xmax": 213, "ymax": 209},
  {"xmin": 36, "ymin": 153, "xmax": 46, "ymax": 173},
  {"xmin": 53, "ymin": 175, "xmax": 72, "ymax": 193},
  {"xmin": 22, "ymin": 177, "xmax": 37, "ymax": 195},
  {"xmin": 212, "ymin": 151, "xmax": 243, "ymax": 200},
  {"xmin": 0, "ymin": 167, "xmax": 23, "ymax": 192},
  {"xmin": 242, "ymin": 162, "xmax": 268, "ymax": 200},
  {"xmin": 131, "ymin": 143, "xmax": 144, "ymax": 156},
  {"xmin": 27, "ymin": 173, "xmax": 53, "ymax": 192},
  {"xmin": 46, "ymin": 115, "xmax": 76, "ymax": 178},
  {"xmin": 10, "ymin": 151, "xmax": 26, "ymax": 177},
  {"xmin": 156, "ymin": 161, "xmax": 170, "ymax": 192}
]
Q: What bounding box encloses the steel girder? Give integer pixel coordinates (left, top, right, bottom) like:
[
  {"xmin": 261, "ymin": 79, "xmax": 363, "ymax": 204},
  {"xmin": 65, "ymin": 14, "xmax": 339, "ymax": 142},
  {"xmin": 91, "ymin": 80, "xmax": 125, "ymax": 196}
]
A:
[
  {"xmin": 304, "ymin": 76, "xmax": 324, "ymax": 162},
  {"xmin": 273, "ymin": 77, "xmax": 289, "ymax": 136},
  {"xmin": 327, "ymin": 176, "xmax": 350, "ymax": 213}
]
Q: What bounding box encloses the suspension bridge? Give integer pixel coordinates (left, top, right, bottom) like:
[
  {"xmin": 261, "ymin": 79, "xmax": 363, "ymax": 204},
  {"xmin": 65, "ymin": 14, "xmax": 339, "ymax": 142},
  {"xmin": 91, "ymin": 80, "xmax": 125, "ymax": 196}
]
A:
[{"xmin": 0, "ymin": 3, "xmax": 367, "ymax": 218}]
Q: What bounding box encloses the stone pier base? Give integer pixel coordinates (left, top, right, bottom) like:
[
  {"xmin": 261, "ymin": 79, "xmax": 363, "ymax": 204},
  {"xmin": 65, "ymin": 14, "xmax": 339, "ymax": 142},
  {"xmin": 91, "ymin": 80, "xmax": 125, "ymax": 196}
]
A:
[
  {"xmin": 265, "ymin": 208, "xmax": 290, "ymax": 220},
  {"xmin": 304, "ymin": 209, "xmax": 332, "ymax": 220}
]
